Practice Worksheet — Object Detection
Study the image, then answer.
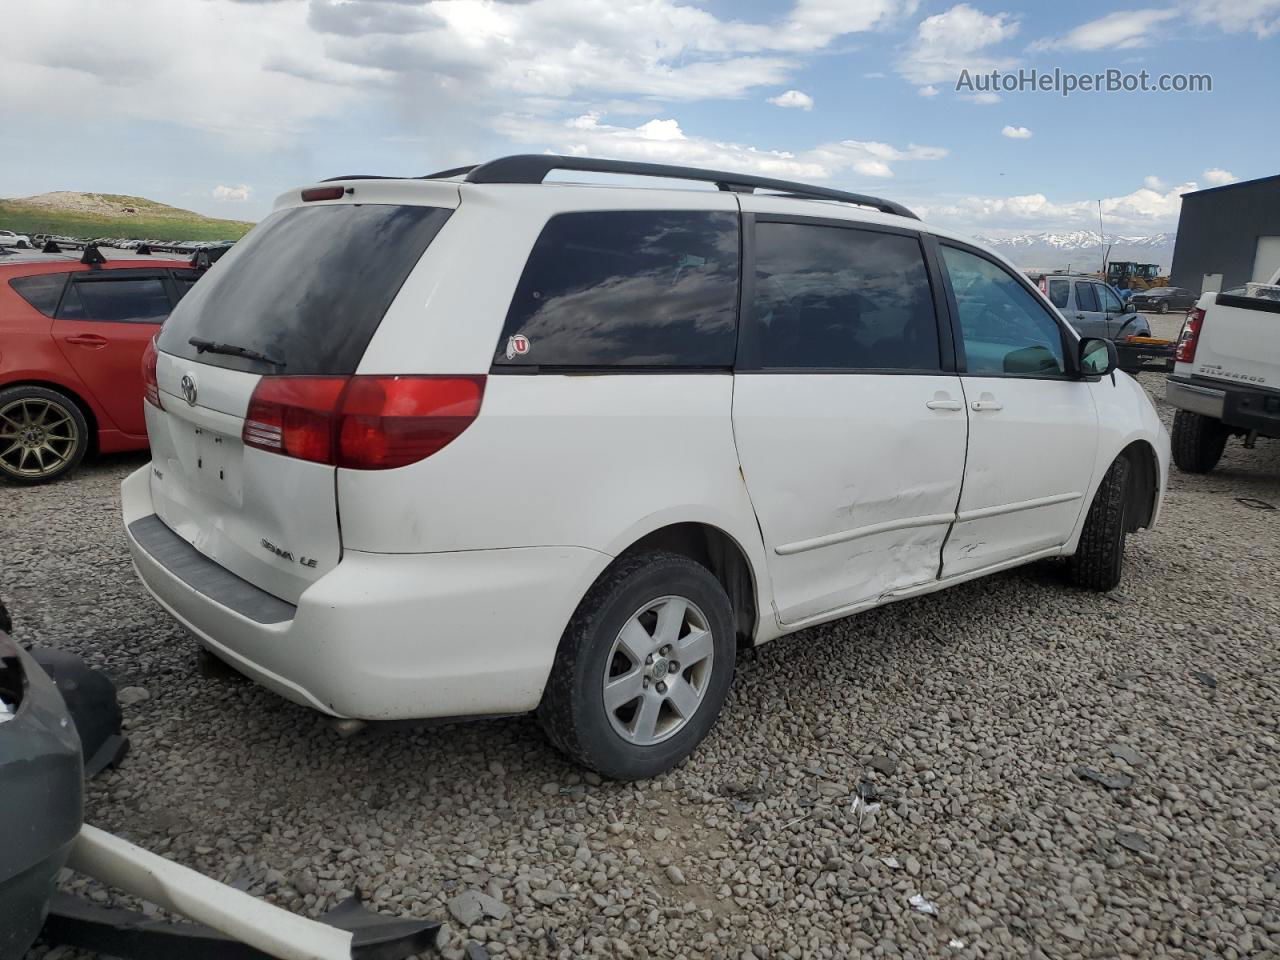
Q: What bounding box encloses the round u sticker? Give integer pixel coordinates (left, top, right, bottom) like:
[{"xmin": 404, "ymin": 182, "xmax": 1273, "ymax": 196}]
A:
[{"xmin": 506, "ymin": 334, "xmax": 531, "ymax": 359}]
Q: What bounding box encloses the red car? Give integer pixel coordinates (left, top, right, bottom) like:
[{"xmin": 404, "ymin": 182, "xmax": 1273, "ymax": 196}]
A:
[{"xmin": 0, "ymin": 250, "xmax": 198, "ymax": 483}]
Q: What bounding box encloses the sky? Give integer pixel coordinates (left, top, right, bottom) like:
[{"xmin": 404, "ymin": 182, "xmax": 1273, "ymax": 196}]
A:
[{"xmin": 1, "ymin": 0, "xmax": 1277, "ymax": 237}]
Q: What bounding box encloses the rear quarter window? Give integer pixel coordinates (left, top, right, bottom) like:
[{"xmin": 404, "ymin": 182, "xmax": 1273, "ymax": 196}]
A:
[
  {"xmin": 494, "ymin": 210, "xmax": 739, "ymax": 369},
  {"xmin": 8, "ymin": 273, "xmax": 68, "ymax": 316},
  {"xmin": 1047, "ymin": 278, "xmax": 1070, "ymax": 309}
]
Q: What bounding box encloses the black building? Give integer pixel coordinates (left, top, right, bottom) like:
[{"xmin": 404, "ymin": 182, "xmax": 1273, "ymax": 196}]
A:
[{"xmin": 1170, "ymin": 174, "xmax": 1280, "ymax": 294}]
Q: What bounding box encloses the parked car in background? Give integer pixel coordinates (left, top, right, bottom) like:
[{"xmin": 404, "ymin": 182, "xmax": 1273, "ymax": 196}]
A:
[
  {"xmin": 1167, "ymin": 267, "xmax": 1280, "ymax": 472},
  {"xmin": 122, "ymin": 156, "xmax": 1169, "ymax": 780},
  {"xmin": 1035, "ymin": 272, "xmax": 1150, "ymax": 341},
  {"xmin": 1, "ymin": 250, "xmax": 199, "ymax": 483},
  {"xmin": 1130, "ymin": 286, "xmax": 1197, "ymax": 313},
  {"xmin": 0, "ymin": 230, "xmax": 32, "ymax": 249}
]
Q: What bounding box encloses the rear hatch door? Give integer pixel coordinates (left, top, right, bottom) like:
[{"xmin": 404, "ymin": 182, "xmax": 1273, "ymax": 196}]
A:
[{"xmin": 147, "ymin": 196, "xmax": 455, "ymax": 603}]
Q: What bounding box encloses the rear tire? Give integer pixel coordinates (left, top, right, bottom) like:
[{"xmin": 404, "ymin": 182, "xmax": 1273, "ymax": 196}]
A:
[
  {"xmin": 1068, "ymin": 457, "xmax": 1131, "ymax": 592},
  {"xmin": 537, "ymin": 551, "xmax": 736, "ymax": 780},
  {"xmin": 0, "ymin": 385, "xmax": 90, "ymax": 484},
  {"xmin": 1171, "ymin": 409, "xmax": 1228, "ymax": 474}
]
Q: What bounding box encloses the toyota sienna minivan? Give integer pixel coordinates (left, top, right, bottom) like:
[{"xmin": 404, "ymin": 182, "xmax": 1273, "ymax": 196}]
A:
[{"xmin": 123, "ymin": 155, "xmax": 1169, "ymax": 779}]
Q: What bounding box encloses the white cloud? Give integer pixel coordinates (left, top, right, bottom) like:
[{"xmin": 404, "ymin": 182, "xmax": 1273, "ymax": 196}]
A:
[
  {"xmin": 1203, "ymin": 167, "xmax": 1239, "ymax": 185},
  {"xmin": 493, "ymin": 113, "xmax": 947, "ymax": 181},
  {"xmin": 0, "ymin": 0, "xmax": 923, "ymax": 160},
  {"xmin": 1001, "ymin": 125, "xmax": 1032, "ymax": 139},
  {"xmin": 1143, "ymin": 175, "xmax": 1165, "ymax": 190},
  {"xmin": 767, "ymin": 89, "xmax": 814, "ymax": 110},
  {"xmin": 961, "ymin": 91, "xmax": 1001, "ymax": 104},
  {"xmin": 898, "ymin": 4, "xmax": 1020, "ymax": 87},
  {"xmin": 212, "ymin": 184, "xmax": 252, "ymax": 202},
  {"xmin": 917, "ymin": 180, "xmax": 1198, "ymax": 232},
  {"xmin": 1184, "ymin": 0, "xmax": 1280, "ymax": 37},
  {"xmin": 0, "ymin": 0, "xmax": 376, "ymax": 150},
  {"xmin": 1031, "ymin": 9, "xmax": 1178, "ymax": 51},
  {"xmin": 918, "ymin": 85, "xmax": 939, "ymax": 96},
  {"xmin": 313, "ymin": 0, "xmax": 919, "ymax": 102}
]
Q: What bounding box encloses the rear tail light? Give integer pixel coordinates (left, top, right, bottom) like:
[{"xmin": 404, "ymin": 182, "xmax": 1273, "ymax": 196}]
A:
[
  {"xmin": 1175, "ymin": 307, "xmax": 1205, "ymax": 363},
  {"xmin": 242, "ymin": 375, "xmax": 485, "ymax": 470},
  {"xmin": 141, "ymin": 338, "xmax": 162, "ymax": 408}
]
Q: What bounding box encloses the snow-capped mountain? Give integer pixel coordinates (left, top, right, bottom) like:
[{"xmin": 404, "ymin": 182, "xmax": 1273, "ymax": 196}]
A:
[{"xmin": 974, "ymin": 231, "xmax": 1175, "ymax": 272}]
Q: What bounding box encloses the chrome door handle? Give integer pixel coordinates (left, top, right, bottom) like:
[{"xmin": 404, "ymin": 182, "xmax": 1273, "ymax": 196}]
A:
[
  {"xmin": 925, "ymin": 399, "xmax": 963, "ymax": 411},
  {"xmin": 971, "ymin": 399, "xmax": 1003, "ymax": 411}
]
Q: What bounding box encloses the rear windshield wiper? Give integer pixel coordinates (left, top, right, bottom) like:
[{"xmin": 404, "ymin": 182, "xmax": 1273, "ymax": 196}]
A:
[{"xmin": 188, "ymin": 337, "xmax": 285, "ymax": 368}]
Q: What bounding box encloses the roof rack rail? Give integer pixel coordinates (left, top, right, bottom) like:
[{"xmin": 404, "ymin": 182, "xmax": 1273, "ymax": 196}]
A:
[
  {"xmin": 423, "ymin": 164, "xmax": 478, "ymax": 180},
  {"xmin": 452, "ymin": 155, "xmax": 919, "ymax": 220}
]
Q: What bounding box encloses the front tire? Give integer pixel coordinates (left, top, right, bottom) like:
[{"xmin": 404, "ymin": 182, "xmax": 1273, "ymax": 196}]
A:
[
  {"xmin": 1068, "ymin": 457, "xmax": 1131, "ymax": 592},
  {"xmin": 0, "ymin": 386, "xmax": 90, "ymax": 484},
  {"xmin": 1157, "ymin": 301, "xmax": 1169, "ymax": 314},
  {"xmin": 537, "ymin": 551, "xmax": 736, "ymax": 780},
  {"xmin": 1171, "ymin": 409, "xmax": 1228, "ymax": 474}
]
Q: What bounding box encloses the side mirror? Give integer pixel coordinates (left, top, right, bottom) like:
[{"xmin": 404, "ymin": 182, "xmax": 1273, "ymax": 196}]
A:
[{"xmin": 1080, "ymin": 337, "xmax": 1118, "ymax": 378}]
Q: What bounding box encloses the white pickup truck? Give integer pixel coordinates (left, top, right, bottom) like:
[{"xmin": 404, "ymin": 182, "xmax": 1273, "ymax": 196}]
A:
[{"xmin": 1166, "ymin": 266, "xmax": 1280, "ymax": 472}]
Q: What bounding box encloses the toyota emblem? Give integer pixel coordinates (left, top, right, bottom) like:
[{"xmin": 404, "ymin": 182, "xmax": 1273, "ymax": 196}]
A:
[{"xmin": 180, "ymin": 374, "xmax": 198, "ymax": 406}]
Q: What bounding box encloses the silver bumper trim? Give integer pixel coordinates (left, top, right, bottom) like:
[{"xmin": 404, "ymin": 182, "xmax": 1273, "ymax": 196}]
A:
[{"xmin": 1166, "ymin": 378, "xmax": 1225, "ymax": 419}]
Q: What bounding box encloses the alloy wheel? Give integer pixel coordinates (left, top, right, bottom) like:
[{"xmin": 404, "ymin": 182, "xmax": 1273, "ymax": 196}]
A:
[
  {"xmin": 603, "ymin": 595, "xmax": 715, "ymax": 746},
  {"xmin": 0, "ymin": 397, "xmax": 80, "ymax": 479}
]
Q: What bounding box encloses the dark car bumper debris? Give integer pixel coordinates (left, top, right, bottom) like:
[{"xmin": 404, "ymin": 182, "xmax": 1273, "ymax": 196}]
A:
[
  {"xmin": 1117, "ymin": 337, "xmax": 1177, "ymax": 374},
  {"xmin": 0, "ymin": 631, "xmax": 85, "ymax": 960}
]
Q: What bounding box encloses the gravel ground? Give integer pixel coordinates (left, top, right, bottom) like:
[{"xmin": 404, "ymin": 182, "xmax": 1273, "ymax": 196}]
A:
[{"xmin": 4, "ymin": 359, "xmax": 1279, "ymax": 960}]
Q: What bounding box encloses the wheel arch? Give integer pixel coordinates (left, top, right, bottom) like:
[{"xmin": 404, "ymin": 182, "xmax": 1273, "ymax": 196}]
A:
[
  {"xmin": 615, "ymin": 522, "xmax": 760, "ymax": 648},
  {"xmin": 1118, "ymin": 438, "xmax": 1159, "ymax": 532},
  {"xmin": 0, "ymin": 378, "xmax": 101, "ymax": 454}
]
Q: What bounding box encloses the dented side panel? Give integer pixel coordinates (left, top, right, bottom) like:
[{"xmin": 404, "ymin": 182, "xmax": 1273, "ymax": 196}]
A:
[{"xmin": 732, "ymin": 372, "xmax": 968, "ymax": 625}]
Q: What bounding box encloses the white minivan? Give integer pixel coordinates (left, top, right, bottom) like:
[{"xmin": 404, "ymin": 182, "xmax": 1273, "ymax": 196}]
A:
[{"xmin": 123, "ymin": 156, "xmax": 1170, "ymax": 779}]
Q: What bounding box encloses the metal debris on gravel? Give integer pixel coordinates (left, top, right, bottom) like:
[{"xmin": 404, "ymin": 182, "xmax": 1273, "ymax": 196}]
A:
[
  {"xmin": 5, "ymin": 353, "xmax": 1280, "ymax": 960},
  {"xmin": 1075, "ymin": 766, "xmax": 1135, "ymax": 790}
]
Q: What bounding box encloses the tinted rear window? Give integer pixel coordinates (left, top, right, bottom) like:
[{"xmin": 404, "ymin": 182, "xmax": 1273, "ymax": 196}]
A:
[
  {"xmin": 494, "ymin": 210, "xmax": 739, "ymax": 368},
  {"xmin": 157, "ymin": 204, "xmax": 452, "ymax": 374},
  {"xmin": 750, "ymin": 222, "xmax": 939, "ymax": 370},
  {"xmin": 1074, "ymin": 282, "xmax": 1099, "ymax": 312},
  {"xmin": 60, "ymin": 277, "xmax": 172, "ymax": 324},
  {"xmin": 9, "ymin": 273, "xmax": 67, "ymax": 316}
]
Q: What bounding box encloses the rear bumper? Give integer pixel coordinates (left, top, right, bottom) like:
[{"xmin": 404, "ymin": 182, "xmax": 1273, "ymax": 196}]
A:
[
  {"xmin": 1166, "ymin": 376, "xmax": 1226, "ymax": 419},
  {"xmin": 121, "ymin": 465, "xmax": 609, "ymax": 720},
  {"xmin": 1167, "ymin": 376, "xmax": 1280, "ymax": 437}
]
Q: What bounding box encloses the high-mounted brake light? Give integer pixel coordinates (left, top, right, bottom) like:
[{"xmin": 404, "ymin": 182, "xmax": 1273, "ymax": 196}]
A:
[
  {"xmin": 242, "ymin": 375, "xmax": 486, "ymax": 470},
  {"xmin": 141, "ymin": 338, "xmax": 162, "ymax": 408},
  {"xmin": 1175, "ymin": 307, "xmax": 1205, "ymax": 364},
  {"xmin": 301, "ymin": 186, "xmax": 346, "ymax": 202}
]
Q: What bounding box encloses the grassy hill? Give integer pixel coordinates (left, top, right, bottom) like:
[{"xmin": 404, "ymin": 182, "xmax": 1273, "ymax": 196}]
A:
[{"xmin": 0, "ymin": 192, "xmax": 255, "ymax": 242}]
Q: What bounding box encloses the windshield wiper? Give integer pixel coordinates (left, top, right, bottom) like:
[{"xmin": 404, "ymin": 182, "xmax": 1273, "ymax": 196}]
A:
[{"xmin": 188, "ymin": 337, "xmax": 285, "ymax": 367}]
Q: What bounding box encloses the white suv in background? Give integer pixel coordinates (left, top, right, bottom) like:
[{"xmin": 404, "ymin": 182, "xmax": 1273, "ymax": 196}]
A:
[{"xmin": 123, "ymin": 156, "xmax": 1169, "ymax": 779}]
